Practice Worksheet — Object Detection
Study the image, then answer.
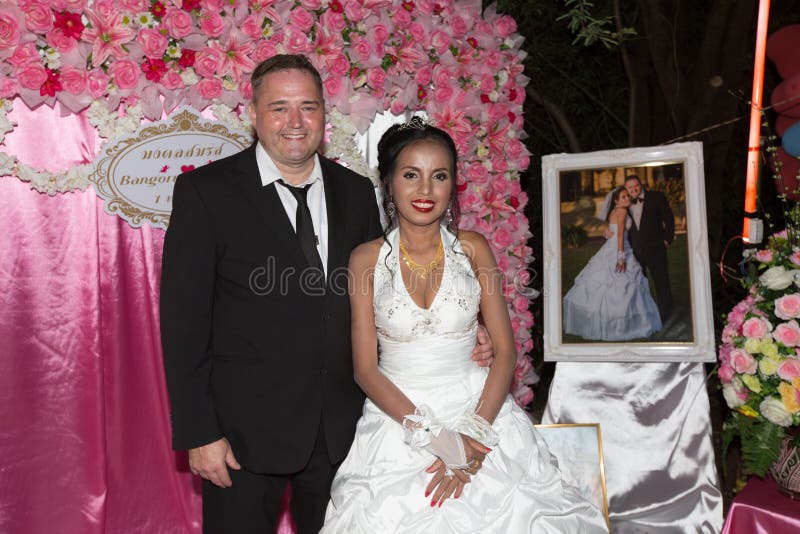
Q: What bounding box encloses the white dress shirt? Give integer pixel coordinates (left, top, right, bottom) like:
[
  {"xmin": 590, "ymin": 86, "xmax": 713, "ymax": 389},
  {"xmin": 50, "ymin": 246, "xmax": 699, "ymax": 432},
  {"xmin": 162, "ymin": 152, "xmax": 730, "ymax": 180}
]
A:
[
  {"xmin": 629, "ymin": 191, "xmax": 645, "ymax": 229},
  {"xmin": 254, "ymin": 143, "xmax": 329, "ymax": 275}
]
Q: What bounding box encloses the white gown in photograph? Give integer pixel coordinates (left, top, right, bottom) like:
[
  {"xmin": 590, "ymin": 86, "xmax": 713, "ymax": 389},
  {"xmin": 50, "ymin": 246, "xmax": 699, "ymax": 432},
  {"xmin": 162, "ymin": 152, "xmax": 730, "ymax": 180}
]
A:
[
  {"xmin": 562, "ymin": 223, "xmax": 662, "ymax": 341},
  {"xmin": 321, "ymin": 227, "xmax": 607, "ymax": 533}
]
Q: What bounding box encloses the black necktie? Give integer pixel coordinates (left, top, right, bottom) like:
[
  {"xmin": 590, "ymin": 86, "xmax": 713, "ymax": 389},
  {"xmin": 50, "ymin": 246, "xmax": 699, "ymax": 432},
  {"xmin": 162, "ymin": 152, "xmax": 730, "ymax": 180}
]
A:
[
  {"xmin": 278, "ymin": 181, "xmax": 325, "ymax": 278},
  {"xmin": 632, "ymin": 196, "xmax": 644, "ymax": 204}
]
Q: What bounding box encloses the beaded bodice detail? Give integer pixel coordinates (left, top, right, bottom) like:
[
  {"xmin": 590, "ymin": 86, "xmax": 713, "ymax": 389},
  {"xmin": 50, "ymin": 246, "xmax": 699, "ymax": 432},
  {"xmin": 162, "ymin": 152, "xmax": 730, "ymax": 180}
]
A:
[{"xmin": 373, "ymin": 227, "xmax": 481, "ymax": 344}]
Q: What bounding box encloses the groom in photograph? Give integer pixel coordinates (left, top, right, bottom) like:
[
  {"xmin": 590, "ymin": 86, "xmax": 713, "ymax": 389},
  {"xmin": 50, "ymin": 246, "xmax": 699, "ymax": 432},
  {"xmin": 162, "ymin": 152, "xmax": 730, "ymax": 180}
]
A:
[{"xmin": 624, "ymin": 175, "xmax": 675, "ymax": 321}]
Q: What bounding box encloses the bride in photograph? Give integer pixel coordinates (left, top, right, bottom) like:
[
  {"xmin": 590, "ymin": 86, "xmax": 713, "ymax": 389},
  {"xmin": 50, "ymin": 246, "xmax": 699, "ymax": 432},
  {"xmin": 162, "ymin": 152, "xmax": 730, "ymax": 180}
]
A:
[
  {"xmin": 562, "ymin": 186, "xmax": 662, "ymax": 341},
  {"xmin": 321, "ymin": 119, "xmax": 607, "ymax": 533}
]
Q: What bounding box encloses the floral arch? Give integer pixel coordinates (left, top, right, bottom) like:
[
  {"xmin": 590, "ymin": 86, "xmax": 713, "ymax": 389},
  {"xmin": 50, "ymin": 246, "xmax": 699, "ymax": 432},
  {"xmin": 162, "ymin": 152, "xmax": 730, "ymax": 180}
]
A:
[{"xmin": 0, "ymin": 0, "xmax": 535, "ymax": 403}]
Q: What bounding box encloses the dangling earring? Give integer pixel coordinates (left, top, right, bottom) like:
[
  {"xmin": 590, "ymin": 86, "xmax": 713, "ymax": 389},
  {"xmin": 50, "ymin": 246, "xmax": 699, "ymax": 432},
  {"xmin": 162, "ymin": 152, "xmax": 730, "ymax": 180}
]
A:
[
  {"xmin": 444, "ymin": 205, "xmax": 453, "ymax": 225},
  {"xmin": 387, "ymin": 200, "xmax": 396, "ymax": 219}
]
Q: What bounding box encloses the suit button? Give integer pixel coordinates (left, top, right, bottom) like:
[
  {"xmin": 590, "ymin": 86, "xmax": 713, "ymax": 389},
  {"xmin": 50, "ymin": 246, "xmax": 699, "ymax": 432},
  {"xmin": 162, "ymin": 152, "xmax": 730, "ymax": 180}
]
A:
[{"xmin": 320, "ymin": 369, "xmax": 328, "ymax": 375}]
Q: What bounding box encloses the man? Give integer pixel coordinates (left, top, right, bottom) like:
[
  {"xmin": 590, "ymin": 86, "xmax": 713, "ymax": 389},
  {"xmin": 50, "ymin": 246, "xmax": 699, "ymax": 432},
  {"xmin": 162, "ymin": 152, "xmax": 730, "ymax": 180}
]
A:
[
  {"xmin": 624, "ymin": 175, "xmax": 675, "ymax": 321},
  {"xmin": 160, "ymin": 54, "xmax": 491, "ymax": 533}
]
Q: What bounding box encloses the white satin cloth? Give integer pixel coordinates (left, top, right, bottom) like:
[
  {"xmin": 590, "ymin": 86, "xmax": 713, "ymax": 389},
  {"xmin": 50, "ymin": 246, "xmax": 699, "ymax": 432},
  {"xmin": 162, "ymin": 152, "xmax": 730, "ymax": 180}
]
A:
[
  {"xmin": 322, "ymin": 228, "xmax": 607, "ymax": 533},
  {"xmin": 543, "ymin": 362, "xmax": 723, "ymax": 533},
  {"xmin": 563, "ymin": 223, "xmax": 662, "ymax": 341}
]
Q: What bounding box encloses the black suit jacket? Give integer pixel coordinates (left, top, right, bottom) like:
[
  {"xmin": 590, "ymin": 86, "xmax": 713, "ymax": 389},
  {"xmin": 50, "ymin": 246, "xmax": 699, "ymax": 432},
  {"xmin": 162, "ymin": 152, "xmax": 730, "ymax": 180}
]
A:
[
  {"xmin": 628, "ymin": 189, "xmax": 675, "ymax": 258},
  {"xmin": 160, "ymin": 144, "xmax": 382, "ymax": 473}
]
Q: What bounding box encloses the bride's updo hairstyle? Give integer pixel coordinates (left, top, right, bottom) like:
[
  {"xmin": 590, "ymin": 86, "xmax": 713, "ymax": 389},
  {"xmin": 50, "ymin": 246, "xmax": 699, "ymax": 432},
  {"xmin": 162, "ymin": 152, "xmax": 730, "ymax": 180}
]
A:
[
  {"xmin": 376, "ymin": 117, "xmax": 461, "ymax": 236},
  {"xmin": 607, "ymin": 186, "xmax": 627, "ymax": 222}
]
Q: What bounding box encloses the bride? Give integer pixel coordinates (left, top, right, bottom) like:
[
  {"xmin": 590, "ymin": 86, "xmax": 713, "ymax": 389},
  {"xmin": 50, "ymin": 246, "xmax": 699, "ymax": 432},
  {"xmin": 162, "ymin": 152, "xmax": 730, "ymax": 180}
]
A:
[
  {"xmin": 321, "ymin": 119, "xmax": 607, "ymax": 532},
  {"xmin": 562, "ymin": 186, "xmax": 662, "ymax": 341}
]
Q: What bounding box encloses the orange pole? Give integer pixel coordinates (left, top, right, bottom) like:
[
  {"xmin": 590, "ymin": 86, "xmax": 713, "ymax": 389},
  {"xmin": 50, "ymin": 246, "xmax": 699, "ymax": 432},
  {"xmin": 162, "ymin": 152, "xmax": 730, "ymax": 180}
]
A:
[{"xmin": 742, "ymin": 0, "xmax": 771, "ymax": 243}]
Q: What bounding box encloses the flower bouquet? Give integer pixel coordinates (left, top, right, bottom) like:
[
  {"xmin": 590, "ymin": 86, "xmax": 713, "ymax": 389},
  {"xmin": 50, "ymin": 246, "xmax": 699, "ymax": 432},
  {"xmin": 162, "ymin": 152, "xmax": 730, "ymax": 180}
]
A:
[{"xmin": 718, "ymin": 228, "xmax": 800, "ymax": 478}]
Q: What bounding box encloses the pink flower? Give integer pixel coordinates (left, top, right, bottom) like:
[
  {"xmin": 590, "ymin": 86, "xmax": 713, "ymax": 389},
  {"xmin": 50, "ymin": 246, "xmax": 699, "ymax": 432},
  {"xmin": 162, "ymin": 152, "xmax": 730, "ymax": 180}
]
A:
[
  {"xmin": 139, "ymin": 28, "xmax": 168, "ymax": 59},
  {"xmin": 775, "ymin": 294, "xmax": 800, "ymax": 320},
  {"xmin": 409, "ymin": 22, "xmax": 426, "ymax": 43},
  {"xmin": 433, "ymin": 86, "xmax": 453, "ymax": 104},
  {"xmin": 318, "ymin": 10, "xmax": 345, "ymax": 33},
  {"xmin": 46, "ymin": 28, "xmax": 77, "ymax": 52},
  {"xmin": 53, "ymin": 11, "xmax": 84, "ymax": 40},
  {"xmin": 82, "ymin": 9, "xmax": 136, "ymax": 67},
  {"xmin": 39, "ymin": 69, "xmax": 61, "ymax": 97},
  {"xmin": 108, "ymin": 59, "xmax": 140, "ymax": 90},
  {"xmin": 327, "ymin": 52, "xmax": 350, "ymax": 77},
  {"xmin": 778, "ymin": 358, "xmax": 800, "ymax": 381},
  {"xmin": 284, "ymin": 25, "xmax": 312, "ymax": 54},
  {"xmin": 252, "ymin": 39, "xmax": 277, "ymax": 63},
  {"xmin": 198, "ymin": 12, "xmax": 225, "ymax": 38},
  {"xmin": 16, "ymin": 63, "xmax": 47, "ymax": 89},
  {"xmin": 160, "ymin": 69, "xmax": 184, "ymax": 90},
  {"xmin": 365, "ymin": 67, "xmax": 385, "ymax": 91},
  {"xmin": 0, "ymin": 11, "xmax": 22, "ymax": 51},
  {"xmin": 7, "ymin": 42, "xmax": 38, "ymax": 66},
  {"xmin": 163, "ymin": 8, "xmax": 194, "ymax": 39},
  {"xmin": 512, "ymin": 294, "xmax": 528, "ymax": 313},
  {"xmin": 343, "ymin": 0, "xmax": 369, "ymax": 22},
  {"xmin": 414, "ymin": 65, "xmax": 432, "ymax": 86},
  {"xmin": 451, "ymin": 15, "xmax": 469, "ymax": 37},
  {"xmin": 742, "ymin": 316, "xmax": 772, "ymax": 339},
  {"xmin": 194, "ymin": 47, "xmax": 224, "ymax": 78},
  {"xmin": 755, "ymin": 249, "xmax": 773, "ymax": 262},
  {"xmin": 429, "ymin": 29, "xmax": 450, "ymax": 54},
  {"xmin": 349, "ymin": 34, "xmax": 372, "ymax": 63},
  {"xmin": 289, "ymin": 7, "xmax": 314, "ymax": 32},
  {"xmin": 718, "ymin": 364, "xmax": 735, "ymax": 384},
  {"xmin": 493, "ymin": 227, "xmax": 513, "ymax": 248},
  {"xmin": 392, "ymin": 7, "xmax": 412, "ymax": 28},
  {"xmin": 730, "ymin": 348, "xmax": 758, "ymax": 375},
  {"xmin": 300, "ymin": 0, "xmax": 322, "ymax": 9},
  {"xmin": 201, "ymin": 0, "xmax": 225, "ymax": 11},
  {"xmin": 141, "ymin": 58, "xmax": 168, "ymax": 81},
  {"xmin": 479, "ymin": 75, "xmax": 496, "ymax": 93},
  {"xmin": 196, "ymin": 77, "xmax": 222, "ymax": 99},
  {"xmin": 60, "ymin": 66, "xmax": 86, "ymax": 94},
  {"xmin": 791, "ymin": 250, "xmax": 800, "ymax": 267},
  {"xmin": 241, "ymin": 14, "xmax": 263, "ymax": 40},
  {"xmin": 495, "ymin": 15, "xmax": 517, "ymax": 38},
  {"xmin": 119, "ymin": 0, "xmax": 149, "ymax": 12},
  {"xmin": 323, "ymin": 75, "xmax": 344, "ymax": 99},
  {"xmin": 371, "ymin": 23, "xmax": 390, "ymax": 45},
  {"xmin": 0, "ymin": 77, "xmax": 19, "ymax": 98},
  {"xmin": 22, "ymin": 2, "xmax": 54, "ymax": 33},
  {"xmin": 217, "ymin": 35, "xmax": 255, "ymax": 79},
  {"xmin": 775, "ymin": 320, "xmax": 800, "ymax": 347},
  {"xmin": 87, "ymin": 68, "xmax": 109, "ymax": 98}
]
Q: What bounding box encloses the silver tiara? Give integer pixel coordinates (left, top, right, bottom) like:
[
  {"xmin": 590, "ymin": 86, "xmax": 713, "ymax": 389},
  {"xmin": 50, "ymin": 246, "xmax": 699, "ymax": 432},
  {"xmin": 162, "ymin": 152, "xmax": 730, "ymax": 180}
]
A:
[{"xmin": 398, "ymin": 116, "xmax": 429, "ymax": 131}]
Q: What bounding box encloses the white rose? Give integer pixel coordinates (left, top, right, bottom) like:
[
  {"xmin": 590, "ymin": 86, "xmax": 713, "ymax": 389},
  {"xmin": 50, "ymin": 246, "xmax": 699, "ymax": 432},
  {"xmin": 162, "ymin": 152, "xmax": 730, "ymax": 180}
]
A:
[
  {"xmin": 759, "ymin": 397, "xmax": 794, "ymax": 426},
  {"xmin": 760, "ymin": 266, "xmax": 795, "ymax": 290},
  {"xmin": 722, "ymin": 383, "xmax": 746, "ymax": 408},
  {"xmin": 180, "ymin": 68, "xmax": 199, "ymax": 86}
]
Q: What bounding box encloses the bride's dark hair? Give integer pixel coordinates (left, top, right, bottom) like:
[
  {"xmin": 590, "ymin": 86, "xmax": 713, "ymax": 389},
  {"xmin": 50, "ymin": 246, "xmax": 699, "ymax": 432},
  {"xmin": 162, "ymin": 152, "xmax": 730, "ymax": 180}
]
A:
[
  {"xmin": 376, "ymin": 118, "xmax": 461, "ymax": 236},
  {"xmin": 607, "ymin": 186, "xmax": 628, "ymax": 222}
]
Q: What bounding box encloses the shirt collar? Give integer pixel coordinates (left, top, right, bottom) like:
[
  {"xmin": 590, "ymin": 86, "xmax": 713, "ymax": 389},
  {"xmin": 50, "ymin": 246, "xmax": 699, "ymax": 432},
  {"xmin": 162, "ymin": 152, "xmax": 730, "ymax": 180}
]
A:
[{"xmin": 255, "ymin": 142, "xmax": 322, "ymax": 188}]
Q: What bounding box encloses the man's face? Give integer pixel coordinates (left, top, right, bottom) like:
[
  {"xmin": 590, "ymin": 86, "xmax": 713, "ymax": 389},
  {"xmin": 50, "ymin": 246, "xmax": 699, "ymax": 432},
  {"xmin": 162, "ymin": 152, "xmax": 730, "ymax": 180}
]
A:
[
  {"xmin": 248, "ymin": 69, "xmax": 325, "ymax": 180},
  {"xmin": 625, "ymin": 179, "xmax": 642, "ymax": 199}
]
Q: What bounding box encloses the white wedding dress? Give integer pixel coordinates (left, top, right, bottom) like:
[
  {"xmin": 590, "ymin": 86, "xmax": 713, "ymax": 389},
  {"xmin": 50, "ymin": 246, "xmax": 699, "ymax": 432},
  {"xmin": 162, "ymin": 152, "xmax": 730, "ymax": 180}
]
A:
[
  {"xmin": 321, "ymin": 227, "xmax": 607, "ymax": 533},
  {"xmin": 562, "ymin": 223, "xmax": 662, "ymax": 341}
]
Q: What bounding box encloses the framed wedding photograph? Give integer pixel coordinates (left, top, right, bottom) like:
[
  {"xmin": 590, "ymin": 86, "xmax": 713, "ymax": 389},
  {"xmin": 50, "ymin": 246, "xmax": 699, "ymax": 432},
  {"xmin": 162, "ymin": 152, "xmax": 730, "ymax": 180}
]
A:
[
  {"xmin": 541, "ymin": 142, "xmax": 715, "ymax": 362},
  {"xmin": 534, "ymin": 423, "xmax": 610, "ymax": 529}
]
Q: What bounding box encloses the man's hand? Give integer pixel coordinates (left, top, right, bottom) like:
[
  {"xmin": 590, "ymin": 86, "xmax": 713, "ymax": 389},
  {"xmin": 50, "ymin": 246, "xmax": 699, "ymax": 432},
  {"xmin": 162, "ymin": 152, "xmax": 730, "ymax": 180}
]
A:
[
  {"xmin": 471, "ymin": 324, "xmax": 494, "ymax": 367},
  {"xmin": 188, "ymin": 437, "xmax": 241, "ymax": 488}
]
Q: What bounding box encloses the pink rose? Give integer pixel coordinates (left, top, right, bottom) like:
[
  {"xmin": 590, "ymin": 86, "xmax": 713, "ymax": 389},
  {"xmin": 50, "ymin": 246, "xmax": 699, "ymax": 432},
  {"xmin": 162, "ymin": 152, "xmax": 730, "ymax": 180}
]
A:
[
  {"xmin": 778, "ymin": 358, "xmax": 800, "ymax": 381},
  {"xmin": 199, "ymin": 12, "xmax": 225, "ymax": 38},
  {"xmin": 119, "ymin": 0, "xmax": 149, "ymax": 12},
  {"xmin": 46, "ymin": 28, "xmax": 76, "ymax": 52},
  {"xmin": 775, "ymin": 321, "xmax": 800, "ymax": 347},
  {"xmin": 718, "ymin": 364, "xmax": 735, "ymax": 384},
  {"xmin": 160, "ymin": 69, "xmax": 184, "ymax": 90},
  {"xmin": 742, "ymin": 316, "xmax": 771, "ymax": 339},
  {"xmin": 792, "ymin": 251, "xmax": 800, "ymax": 267},
  {"xmin": 479, "ymin": 75, "xmax": 496, "ymax": 93},
  {"xmin": 196, "ymin": 77, "xmax": 222, "ymax": 99},
  {"xmin": 16, "ymin": 63, "xmax": 47, "ymax": 89},
  {"xmin": 432, "ymin": 65, "xmax": 452, "ymax": 87},
  {"xmin": 323, "ymin": 75, "xmax": 343, "ymax": 98},
  {"xmin": 0, "ymin": 76, "xmax": 19, "ymax": 98},
  {"xmin": 465, "ymin": 162, "xmax": 489, "ymax": 184},
  {"xmin": 429, "ymin": 29, "xmax": 450, "ymax": 54},
  {"xmin": 201, "ymin": 0, "xmax": 225, "ymax": 10},
  {"xmin": 493, "ymin": 227, "xmax": 513, "ymax": 249},
  {"xmin": 350, "ymin": 35, "xmax": 371, "ymax": 63},
  {"xmin": 194, "ymin": 47, "xmax": 223, "ymax": 78},
  {"xmin": 409, "ymin": 22, "xmax": 426, "ymax": 44},
  {"xmin": 513, "ymin": 294, "xmax": 528, "ymax": 313},
  {"xmin": 755, "ymin": 249, "xmax": 773, "ymax": 263},
  {"xmin": 495, "ymin": 15, "xmax": 517, "ymax": 38},
  {"xmin": 730, "ymin": 348, "xmax": 758, "ymax": 374},
  {"xmin": 433, "ymin": 86, "xmax": 453, "ymax": 104},
  {"xmin": 163, "ymin": 8, "xmax": 193, "ymax": 39},
  {"xmin": 7, "ymin": 42, "xmax": 38, "ymax": 66},
  {"xmin": 451, "ymin": 16, "xmax": 468, "ymax": 37},
  {"xmin": 108, "ymin": 59, "xmax": 140, "ymax": 90},
  {"xmin": 139, "ymin": 28, "xmax": 168, "ymax": 59},
  {"xmin": 365, "ymin": 67, "xmax": 385, "ymax": 91},
  {"xmin": 392, "ymin": 8, "xmax": 411, "ymax": 28},
  {"xmin": 414, "ymin": 65, "xmax": 432, "ymax": 86},
  {"xmin": 318, "ymin": 10, "xmax": 345, "ymax": 33},
  {"xmin": 775, "ymin": 294, "xmax": 800, "ymax": 320},
  {"xmin": 492, "ymin": 158, "xmax": 509, "ymax": 174},
  {"xmin": 284, "ymin": 25, "xmax": 312, "ymax": 54},
  {"xmin": 371, "ymin": 23, "xmax": 389, "ymax": 44},
  {"xmin": 300, "ymin": 0, "xmax": 322, "ymax": 9},
  {"xmin": 252, "ymin": 39, "xmax": 277, "ymax": 63},
  {"xmin": 23, "ymin": 2, "xmax": 53, "ymax": 33},
  {"xmin": 327, "ymin": 53, "xmax": 350, "ymax": 77},
  {"xmin": 240, "ymin": 79, "xmax": 252, "ymax": 100},
  {"xmin": 343, "ymin": 0, "xmax": 368, "ymax": 22},
  {"xmin": 0, "ymin": 11, "xmax": 22, "ymax": 50},
  {"xmin": 87, "ymin": 69, "xmax": 109, "ymax": 98},
  {"xmin": 289, "ymin": 7, "xmax": 314, "ymax": 32},
  {"xmin": 59, "ymin": 66, "xmax": 86, "ymax": 94}
]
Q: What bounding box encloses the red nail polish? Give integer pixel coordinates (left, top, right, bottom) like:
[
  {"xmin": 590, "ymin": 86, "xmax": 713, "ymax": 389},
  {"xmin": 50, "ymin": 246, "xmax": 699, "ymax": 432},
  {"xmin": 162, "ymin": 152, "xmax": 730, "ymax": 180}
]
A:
[
  {"xmin": 438, "ymin": 501, "xmax": 443, "ymax": 507},
  {"xmin": 425, "ymin": 490, "xmax": 430, "ymax": 497},
  {"xmin": 430, "ymin": 500, "xmax": 436, "ymax": 507},
  {"xmin": 485, "ymin": 447, "xmax": 492, "ymax": 452}
]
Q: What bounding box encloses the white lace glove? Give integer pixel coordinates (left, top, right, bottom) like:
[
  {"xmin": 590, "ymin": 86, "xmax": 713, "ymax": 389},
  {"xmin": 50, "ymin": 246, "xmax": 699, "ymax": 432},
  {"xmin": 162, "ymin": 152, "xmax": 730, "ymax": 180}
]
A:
[
  {"xmin": 455, "ymin": 411, "xmax": 499, "ymax": 447},
  {"xmin": 403, "ymin": 405, "xmax": 468, "ymax": 471}
]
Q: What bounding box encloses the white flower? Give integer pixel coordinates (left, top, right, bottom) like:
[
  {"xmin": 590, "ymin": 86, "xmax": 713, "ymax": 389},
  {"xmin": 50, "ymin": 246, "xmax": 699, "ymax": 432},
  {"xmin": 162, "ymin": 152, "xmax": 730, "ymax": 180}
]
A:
[
  {"xmin": 43, "ymin": 47, "xmax": 61, "ymax": 69},
  {"xmin": 166, "ymin": 45, "xmax": 182, "ymax": 60},
  {"xmin": 759, "ymin": 397, "xmax": 793, "ymax": 426},
  {"xmin": 722, "ymin": 383, "xmax": 746, "ymax": 408},
  {"xmin": 0, "ymin": 152, "xmax": 17, "ymax": 176},
  {"xmin": 760, "ymin": 266, "xmax": 796, "ymax": 290},
  {"xmin": 222, "ymin": 77, "xmax": 238, "ymax": 91},
  {"xmin": 136, "ymin": 12, "xmax": 155, "ymax": 27},
  {"xmin": 180, "ymin": 68, "xmax": 199, "ymax": 85},
  {"xmin": 497, "ymin": 69, "xmax": 509, "ymax": 86}
]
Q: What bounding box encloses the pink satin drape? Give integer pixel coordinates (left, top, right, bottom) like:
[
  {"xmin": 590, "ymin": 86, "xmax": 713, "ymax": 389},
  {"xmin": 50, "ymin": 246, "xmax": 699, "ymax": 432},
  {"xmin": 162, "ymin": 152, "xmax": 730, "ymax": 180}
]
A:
[{"xmin": 0, "ymin": 105, "xmax": 292, "ymax": 533}]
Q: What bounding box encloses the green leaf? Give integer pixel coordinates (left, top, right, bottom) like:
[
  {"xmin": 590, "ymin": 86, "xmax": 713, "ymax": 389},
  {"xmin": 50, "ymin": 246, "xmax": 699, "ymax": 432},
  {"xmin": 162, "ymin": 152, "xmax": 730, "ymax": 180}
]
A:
[{"xmin": 739, "ymin": 417, "xmax": 785, "ymax": 477}]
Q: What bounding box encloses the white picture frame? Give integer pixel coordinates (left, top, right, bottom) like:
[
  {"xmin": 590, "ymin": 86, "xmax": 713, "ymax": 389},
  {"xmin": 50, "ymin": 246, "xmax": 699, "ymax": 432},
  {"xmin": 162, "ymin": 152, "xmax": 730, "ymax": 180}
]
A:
[
  {"xmin": 534, "ymin": 423, "xmax": 610, "ymax": 530},
  {"xmin": 542, "ymin": 142, "xmax": 715, "ymax": 362}
]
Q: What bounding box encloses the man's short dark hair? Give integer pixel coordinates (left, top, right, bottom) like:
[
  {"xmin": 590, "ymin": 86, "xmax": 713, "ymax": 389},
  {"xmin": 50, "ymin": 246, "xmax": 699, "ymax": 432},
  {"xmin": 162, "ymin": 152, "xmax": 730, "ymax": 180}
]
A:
[
  {"xmin": 250, "ymin": 54, "xmax": 324, "ymax": 102},
  {"xmin": 625, "ymin": 175, "xmax": 642, "ymax": 184}
]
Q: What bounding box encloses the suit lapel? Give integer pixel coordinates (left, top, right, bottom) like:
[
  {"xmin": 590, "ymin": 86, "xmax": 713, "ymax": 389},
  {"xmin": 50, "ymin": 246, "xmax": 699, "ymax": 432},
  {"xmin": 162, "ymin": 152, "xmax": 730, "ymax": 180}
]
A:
[
  {"xmin": 234, "ymin": 145, "xmax": 308, "ymax": 269},
  {"xmin": 321, "ymin": 157, "xmax": 347, "ymax": 273}
]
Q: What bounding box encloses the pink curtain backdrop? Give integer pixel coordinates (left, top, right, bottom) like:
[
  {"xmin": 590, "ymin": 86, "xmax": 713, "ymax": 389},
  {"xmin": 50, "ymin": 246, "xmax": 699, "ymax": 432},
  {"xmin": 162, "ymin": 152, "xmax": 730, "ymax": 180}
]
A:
[{"xmin": 0, "ymin": 106, "xmax": 293, "ymax": 532}]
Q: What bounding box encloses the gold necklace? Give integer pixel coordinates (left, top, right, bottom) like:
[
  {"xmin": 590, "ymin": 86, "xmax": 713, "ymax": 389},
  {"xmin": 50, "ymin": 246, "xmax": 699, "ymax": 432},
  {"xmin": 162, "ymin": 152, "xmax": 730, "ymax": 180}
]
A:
[{"xmin": 399, "ymin": 238, "xmax": 444, "ymax": 279}]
